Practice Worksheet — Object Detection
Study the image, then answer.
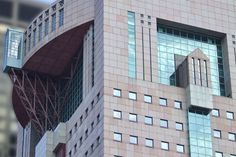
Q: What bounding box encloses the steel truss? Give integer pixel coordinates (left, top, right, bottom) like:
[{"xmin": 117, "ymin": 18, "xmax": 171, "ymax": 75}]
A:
[{"xmin": 9, "ymin": 47, "xmax": 83, "ymax": 136}]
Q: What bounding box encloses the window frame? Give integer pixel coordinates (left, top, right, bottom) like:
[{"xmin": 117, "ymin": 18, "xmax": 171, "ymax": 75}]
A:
[
  {"xmin": 145, "ymin": 116, "xmax": 153, "ymax": 125},
  {"xmin": 213, "ymin": 129, "xmax": 221, "ymax": 138},
  {"xmin": 175, "ymin": 122, "xmax": 183, "ymax": 131},
  {"xmin": 226, "ymin": 111, "xmax": 234, "ymax": 120},
  {"xmin": 159, "ymin": 98, "xmax": 167, "ymax": 106},
  {"xmin": 113, "ymin": 110, "xmax": 122, "ymax": 119},
  {"xmin": 113, "ymin": 132, "xmax": 122, "ymax": 142},
  {"xmin": 113, "ymin": 88, "xmax": 121, "ymax": 97},
  {"xmin": 128, "ymin": 91, "xmax": 137, "ymax": 100},
  {"xmin": 174, "ymin": 101, "xmax": 182, "ymax": 109},
  {"xmin": 144, "ymin": 95, "xmax": 152, "ymax": 103},
  {"xmin": 145, "ymin": 138, "xmax": 154, "ymax": 148},
  {"xmin": 129, "ymin": 113, "xmax": 138, "ymax": 122},
  {"xmin": 176, "ymin": 144, "xmax": 184, "ymax": 153},
  {"xmin": 160, "ymin": 119, "xmax": 168, "ymax": 128},
  {"xmin": 212, "ymin": 109, "xmax": 220, "ymax": 117},
  {"xmin": 161, "ymin": 141, "xmax": 169, "ymax": 150},
  {"xmin": 228, "ymin": 132, "xmax": 236, "ymax": 141},
  {"xmin": 129, "ymin": 135, "xmax": 138, "ymax": 145}
]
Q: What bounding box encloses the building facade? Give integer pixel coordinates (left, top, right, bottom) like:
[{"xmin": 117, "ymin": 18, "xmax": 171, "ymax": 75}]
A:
[{"xmin": 2, "ymin": 0, "xmax": 236, "ymax": 157}]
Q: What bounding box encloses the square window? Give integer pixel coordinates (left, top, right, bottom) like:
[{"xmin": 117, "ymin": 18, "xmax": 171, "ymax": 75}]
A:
[
  {"xmin": 212, "ymin": 109, "xmax": 220, "ymax": 117},
  {"xmin": 159, "ymin": 98, "xmax": 167, "ymax": 106},
  {"xmin": 176, "ymin": 144, "xmax": 184, "ymax": 153},
  {"xmin": 129, "ymin": 92, "xmax": 137, "ymax": 100},
  {"xmin": 145, "ymin": 138, "xmax": 154, "ymax": 148},
  {"xmin": 144, "ymin": 95, "xmax": 152, "ymax": 103},
  {"xmin": 145, "ymin": 116, "xmax": 153, "ymax": 125},
  {"xmin": 215, "ymin": 152, "xmax": 223, "ymax": 157},
  {"xmin": 227, "ymin": 111, "xmax": 234, "ymax": 120},
  {"xmin": 113, "ymin": 89, "xmax": 121, "ymax": 97},
  {"xmin": 160, "ymin": 119, "xmax": 168, "ymax": 128},
  {"xmin": 113, "ymin": 110, "xmax": 122, "ymax": 119},
  {"xmin": 129, "ymin": 135, "xmax": 138, "ymax": 145},
  {"xmin": 114, "ymin": 132, "xmax": 122, "ymax": 142},
  {"xmin": 228, "ymin": 132, "xmax": 236, "ymax": 141},
  {"xmin": 174, "ymin": 101, "xmax": 182, "ymax": 109},
  {"xmin": 213, "ymin": 130, "xmax": 221, "ymax": 138},
  {"xmin": 129, "ymin": 113, "xmax": 137, "ymax": 122},
  {"xmin": 175, "ymin": 122, "xmax": 183, "ymax": 131},
  {"xmin": 161, "ymin": 141, "xmax": 169, "ymax": 150}
]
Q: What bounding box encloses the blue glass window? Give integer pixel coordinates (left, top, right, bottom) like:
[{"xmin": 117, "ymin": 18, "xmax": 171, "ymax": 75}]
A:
[
  {"xmin": 59, "ymin": 9, "xmax": 64, "ymax": 27},
  {"xmin": 128, "ymin": 11, "xmax": 136, "ymax": 78},
  {"xmin": 157, "ymin": 25, "xmax": 225, "ymax": 96}
]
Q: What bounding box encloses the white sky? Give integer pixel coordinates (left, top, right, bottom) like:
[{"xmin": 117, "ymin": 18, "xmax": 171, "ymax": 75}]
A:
[{"xmin": 34, "ymin": 0, "xmax": 56, "ymax": 4}]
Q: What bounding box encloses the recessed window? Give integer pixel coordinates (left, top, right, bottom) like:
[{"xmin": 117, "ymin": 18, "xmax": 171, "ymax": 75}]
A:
[
  {"xmin": 114, "ymin": 132, "xmax": 122, "ymax": 142},
  {"xmin": 159, "ymin": 98, "xmax": 167, "ymax": 106},
  {"xmin": 129, "ymin": 113, "xmax": 137, "ymax": 122},
  {"xmin": 69, "ymin": 151, "xmax": 72, "ymax": 157},
  {"xmin": 145, "ymin": 138, "xmax": 154, "ymax": 148},
  {"xmin": 144, "ymin": 95, "xmax": 152, "ymax": 103},
  {"xmin": 175, "ymin": 122, "xmax": 183, "ymax": 131},
  {"xmin": 74, "ymin": 123, "xmax": 78, "ymax": 131},
  {"xmin": 85, "ymin": 129, "xmax": 88, "ymax": 138},
  {"xmin": 85, "ymin": 108, "xmax": 89, "ymax": 117},
  {"xmin": 176, "ymin": 144, "xmax": 184, "ymax": 153},
  {"xmin": 161, "ymin": 141, "xmax": 169, "ymax": 150},
  {"xmin": 212, "ymin": 109, "xmax": 220, "ymax": 117},
  {"xmin": 129, "ymin": 135, "xmax": 138, "ymax": 145},
  {"xmin": 129, "ymin": 92, "xmax": 137, "ymax": 100},
  {"xmin": 160, "ymin": 119, "xmax": 168, "ymax": 128},
  {"xmin": 69, "ymin": 130, "xmax": 72, "ymax": 138},
  {"xmin": 97, "ymin": 113, "xmax": 100, "ymax": 124},
  {"xmin": 74, "ymin": 144, "xmax": 77, "ymax": 154},
  {"xmin": 231, "ymin": 154, "xmax": 236, "ymax": 157},
  {"xmin": 79, "ymin": 136, "xmax": 83, "ymax": 146},
  {"xmin": 174, "ymin": 101, "xmax": 182, "ymax": 109},
  {"xmin": 113, "ymin": 110, "xmax": 122, "ymax": 119},
  {"xmin": 80, "ymin": 115, "xmax": 83, "ymax": 125},
  {"xmin": 215, "ymin": 152, "xmax": 223, "ymax": 157},
  {"xmin": 226, "ymin": 111, "xmax": 234, "ymax": 120},
  {"xmin": 113, "ymin": 89, "xmax": 121, "ymax": 97},
  {"xmin": 213, "ymin": 130, "xmax": 221, "ymax": 138},
  {"xmin": 228, "ymin": 132, "xmax": 236, "ymax": 141},
  {"xmin": 145, "ymin": 116, "xmax": 153, "ymax": 125}
]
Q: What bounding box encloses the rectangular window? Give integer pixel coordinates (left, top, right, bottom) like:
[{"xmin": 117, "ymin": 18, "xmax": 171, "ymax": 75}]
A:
[
  {"xmin": 161, "ymin": 141, "xmax": 169, "ymax": 150},
  {"xmin": 129, "ymin": 135, "xmax": 138, "ymax": 145},
  {"xmin": 159, "ymin": 98, "xmax": 167, "ymax": 106},
  {"xmin": 145, "ymin": 116, "xmax": 153, "ymax": 125},
  {"xmin": 51, "ymin": 13, "xmax": 56, "ymax": 32},
  {"xmin": 114, "ymin": 132, "xmax": 122, "ymax": 142},
  {"xmin": 74, "ymin": 123, "xmax": 77, "ymax": 131},
  {"xmin": 144, "ymin": 95, "xmax": 152, "ymax": 103},
  {"xmin": 113, "ymin": 89, "xmax": 121, "ymax": 97},
  {"xmin": 215, "ymin": 152, "xmax": 223, "ymax": 157},
  {"xmin": 85, "ymin": 108, "xmax": 88, "ymax": 117},
  {"xmin": 28, "ymin": 34, "xmax": 31, "ymax": 51},
  {"xmin": 128, "ymin": 92, "xmax": 137, "ymax": 100},
  {"xmin": 213, "ymin": 130, "xmax": 221, "ymax": 138},
  {"xmin": 228, "ymin": 132, "xmax": 236, "ymax": 141},
  {"xmin": 97, "ymin": 113, "xmax": 100, "ymax": 124},
  {"xmin": 38, "ymin": 23, "xmax": 42, "ymax": 41},
  {"xmin": 226, "ymin": 111, "xmax": 234, "ymax": 120},
  {"xmin": 231, "ymin": 154, "xmax": 236, "ymax": 157},
  {"xmin": 44, "ymin": 18, "xmax": 49, "ymax": 36},
  {"xmin": 69, "ymin": 130, "xmax": 72, "ymax": 139},
  {"xmin": 174, "ymin": 101, "xmax": 182, "ymax": 109},
  {"xmin": 212, "ymin": 109, "xmax": 220, "ymax": 117},
  {"xmin": 59, "ymin": 8, "xmax": 64, "ymax": 27},
  {"xmin": 145, "ymin": 138, "xmax": 154, "ymax": 148},
  {"xmin": 129, "ymin": 113, "xmax": 137, "ymax": 122},
  {"xmin": 74, "ymin": 144, "xmax": 77, "ymax": 154},
  {"xmin": 91, "ymin": 122, "xmax": 94, "ymax": 132},
  {"xmin": 128, "ymin": 11, "xmax": 136, "ymax": 78},
  {"xmin": 85, "ymin": 129, "xmax": 88, "ymax": 138},
  {"xmin": 175, "ymin": 122, "xmax": 183, "ymax": 131},
  {"xmin": 176, "ymin": 144, "xmax": 184, "ymax": 153},
  {"xmin": 80, "ymin": 115, "xmax": 83, "ymax": 125},
  {"xmin": 113, "ymin": 110, "xmax": 122, "ymax": 119},
  {"xmin": 69, "ymin": 151, "xmax": 72, "ymax": 157},
  {"xmin": 160, "ymin": 119, "xmax": 168, "ymax": 128}
]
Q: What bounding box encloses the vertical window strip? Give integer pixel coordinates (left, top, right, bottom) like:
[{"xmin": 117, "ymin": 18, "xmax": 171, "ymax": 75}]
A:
[
  {"xmin": 234, "ymin": 48, "xmax": 236, "ymax": 65},
  {"xmin": 149, "ymin": 28, "xmax": 153, "ymax": 82},
  {"xmin": 128, "ymin": 11, "xmax": 136, "ymax": 78},
  {"xmin": 203, "ymin": 60, "xmax": 208, "ymax": 87},
  {"xmin": 192, "ymin": 58, "xmax": 196, "ymax": 84},
  {"xmin": 142, "ymin": 26, "xmax": 145, "ymax": 80},
  {"xmin": 92, "ymin": 25, "xmax": 95, "ymax": 87},
  {"xmin": 59, "ymin": 9, "xmax": 64, "ymax": 27},
  {"xmin": 198, "ymin": 59, "xmax": 202, "ymax": 86}
]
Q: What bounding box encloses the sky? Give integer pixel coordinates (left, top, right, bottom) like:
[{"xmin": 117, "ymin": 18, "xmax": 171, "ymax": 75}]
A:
[{"xmin": 34, "ymin": 0, "xmax": 56, "ymax": 4}]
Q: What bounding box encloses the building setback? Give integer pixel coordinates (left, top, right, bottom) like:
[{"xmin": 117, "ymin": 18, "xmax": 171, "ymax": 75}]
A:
[{"xmin": 2, "ymin": 0, "xmax": 236, "ymax": 157}]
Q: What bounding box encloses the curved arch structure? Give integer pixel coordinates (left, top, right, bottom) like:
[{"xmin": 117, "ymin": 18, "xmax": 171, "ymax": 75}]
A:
[{"xmin": 6, "ymin": 0, "xmax": 95, "ymax": 135}]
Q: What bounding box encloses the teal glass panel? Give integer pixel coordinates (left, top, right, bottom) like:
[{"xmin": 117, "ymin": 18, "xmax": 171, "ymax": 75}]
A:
[
  {"xmin": 188, "ymin": 110, "xmax": 213, "ymax": 157},
  {"xmin": 157, "ymin": 25, "xmax": 225, "ymax": 96},
  {"xmin": 128, "ymin": 11, "xmax": 136, "ymax": 78}
]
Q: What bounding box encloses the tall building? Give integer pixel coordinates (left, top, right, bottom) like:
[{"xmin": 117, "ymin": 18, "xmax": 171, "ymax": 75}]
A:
[
  {"xmin": 2, "ymin": 0, "xmax": 236, "ymax": 157},
  {"xmin": 0, "ymin": 1, "xmax": 47, "ymax": 157}
]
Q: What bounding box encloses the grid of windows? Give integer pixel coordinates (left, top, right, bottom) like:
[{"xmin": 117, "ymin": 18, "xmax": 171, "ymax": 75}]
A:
[
  {"xmin": 157, "ymin": 25, "xmax": 225, "ymax": 96},
  {"xmin": 8, "ymin": 31, "xmax": 22, "ymax": 59},
  {"xmin": 128, "ymin": 11, "xmax": 136, "ymax": 78},
  {"xmin": 51, "ymin": 13, "xmax": 56, "ymax": 31},
  {"xmin": 188, "ymin": 110, "xmax": 212, "ymax": 157}
]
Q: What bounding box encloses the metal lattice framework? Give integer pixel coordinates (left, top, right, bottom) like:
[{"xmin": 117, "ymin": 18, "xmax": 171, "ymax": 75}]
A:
[{"xmin": 9, "ymin": 47, "xmax": 83, "ymax": 135}]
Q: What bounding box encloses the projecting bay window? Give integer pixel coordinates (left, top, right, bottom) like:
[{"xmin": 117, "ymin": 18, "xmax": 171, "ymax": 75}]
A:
[{"xmin": 128, "ymin": 11, "xmax": 136, "ymax": 78}]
